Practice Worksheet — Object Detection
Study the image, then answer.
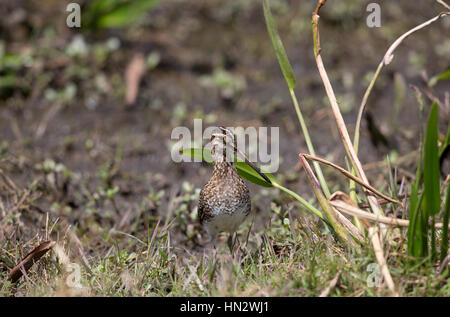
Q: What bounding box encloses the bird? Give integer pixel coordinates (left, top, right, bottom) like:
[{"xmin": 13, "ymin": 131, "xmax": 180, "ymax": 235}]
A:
[{"xmin": 198, "ymin": 127, "xmax": 271, "ymax": 252}]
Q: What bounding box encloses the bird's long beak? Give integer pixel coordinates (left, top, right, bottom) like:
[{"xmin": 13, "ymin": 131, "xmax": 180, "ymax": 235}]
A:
[
  {"xmin": 231, "ymin": 141, "xmax": 272, "ymax": 185},
  {"xmin": 217, "ymin": 126, "xmax": 272, "ymax": 184}
]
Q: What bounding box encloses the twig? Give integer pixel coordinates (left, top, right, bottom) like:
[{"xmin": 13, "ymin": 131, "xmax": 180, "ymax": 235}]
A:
[
  {"xmin": 330, "ymin": 200, "xmax": 450, "ymax": 229},
  {"xmin": 368, "ymin": 227, "xmax": 398, "ymax": 296},
  {"xmin": 437, "ymin": 0, "xmax": 450, "ymax": 10},
  {"xmin": 312, "ymin": 7, "xmax": 385, "ymax": 220},
  {"xmin": 354, "ymin": 12, "xmax": 449, "ymax": 154},
  {"xmin": 8, "ymin": 190, "xmax": 30, "ymax": 214},
  {"xmin": 333, "ymin": 208, "xmax": 365, "ymax": 242},
  {"xmin": 384, "ymin": 12, "xmax": 449, "ymax": 65},
  {"xmin": 313, "ymin": 0, "xmax": 327, "ymax": 16},
  {"xmin": 35, "ymin": 103, "xmax": 61, "ymax": 140},
  {"xmin": 299, "ymin": 154, "xmax": 361, "ymax": 247},
  {"xmin": 319, "ymin": 271, "xmax": 341, "ymax": 297},
  {"xmin": 302, "ymin": 153, "xmax": 402, "ymax": 206},
  {"xmin": 7, "ymin": 241, "xmax": 55, "ymax": 283}
]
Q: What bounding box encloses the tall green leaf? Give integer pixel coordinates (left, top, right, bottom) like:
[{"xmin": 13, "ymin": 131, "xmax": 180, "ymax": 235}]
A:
[
  {"xmin": 85, "ymin": 0, "xmax": 160, "ymax": 29},
  {"xmin": 423, "ymin": 103, "xmax": 440, "ymax": 217},
  {"xmin": 98, "ymin": 0, "xmax": 160, "ymax": 28},
  {"xmin": 235, "ymin": 161, "xmax": 274, "ymax": 187},
  {"xmin": 428, "ymin": 69, "xmax": 450, "ymax": 87},
  {"xmin": 439, "ymin": 124, "xmax": 450, "ymax": 160},
  {"xmin": 423, "ymin": 102, "xmax": 440, "ymax": 260},
  {"xmin": 180, "ymin": 148, "xmax": 273, "ymax": 187},
  {"xmin": 408, "ymin": 184, "xmax": 425, "ymax": 257},
  {"xmin": 262, "ymin": 0, "xmax": 296, "ymax": 90}
]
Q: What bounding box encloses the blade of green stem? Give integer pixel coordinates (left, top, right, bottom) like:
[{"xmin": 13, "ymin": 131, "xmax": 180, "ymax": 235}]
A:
[
  {"xmin": 353, "ymin": 62, "xmax": 384, "ymax": 155},
  {"xmin": 272, "ymin": 181, "xmax": 324, "ymax": 220},
  {"xmin": 349, "ymin": 62, "xmax": 384, "ymax": 206},
  {"xmin": 262, "ymin": 0, "xmax": 330, "ymax": 197},
  {"xmin": 439, "ymin": 124, "xmax": 450, "ymax": 159},
  {"xmin": 290, "ymin": 89, "xmax": 331, "ymax": 197},
  {"xmin": 408, "ymin": 185, "xmax": 425, "ymax": 257},
  {"xmin": 423, "ymin": 103, "xmax": 440, "ymax": 218},
  {"xmin": 407, "ymin": 94, "xmax": 426, "ymax": 258},
  {"xmin": 428, "ymin": 69, "xmax": 450, "ymax": 87},
  {"xmin": 262, "ymin": 0, "xmax": 296, "ymax": 90},
  {"xmin": 423, "ymin": 103, "xmax": 440, "ymax": 261}
]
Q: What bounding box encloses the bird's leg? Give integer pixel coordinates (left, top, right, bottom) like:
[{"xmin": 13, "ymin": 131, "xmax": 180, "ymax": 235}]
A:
[
  {"xmin": 227, "ymin": 234, "xmax": 234, "ymax": 253},
  {"xmin": 235, "ymin": 235, "xmax": 242, "ymax": 252}
]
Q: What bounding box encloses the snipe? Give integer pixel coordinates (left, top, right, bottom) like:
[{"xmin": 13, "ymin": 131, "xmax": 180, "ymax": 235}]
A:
[{"xmin": 198, "ymin": 127, "xmax": 270, "ymax": 251}]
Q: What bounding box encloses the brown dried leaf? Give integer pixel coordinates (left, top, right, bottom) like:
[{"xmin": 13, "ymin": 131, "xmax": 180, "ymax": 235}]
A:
[
  {"xmin": 7, "ymin": 240, "xmax": 56, "ymax": 283},
  {"xmin": 125, "ymin": 53, "xmax": 146, "ymax": 107}
]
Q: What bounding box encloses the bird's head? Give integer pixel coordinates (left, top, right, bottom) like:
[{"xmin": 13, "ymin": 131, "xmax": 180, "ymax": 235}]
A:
[{"xmin": 210, "ymin": 127, "xmax": 236, "ymax": 163}]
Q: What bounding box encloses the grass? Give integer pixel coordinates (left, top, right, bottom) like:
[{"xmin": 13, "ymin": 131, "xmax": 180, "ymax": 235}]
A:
[
  {"xmin": 1, "ymin": 0, "xmax": 449, "ymax": 297},
  {"xmin": 0, "ymin": 193, "xmax": 448, "ymax": 297},
  {"xmin": 1, "ymin": 169, "xmax": 449, "ymax": 297}
]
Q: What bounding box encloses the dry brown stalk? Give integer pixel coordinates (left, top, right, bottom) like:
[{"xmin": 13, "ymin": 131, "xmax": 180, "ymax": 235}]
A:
[
  {"xmin": 302, "ymin": 154, "xmax": 402, "ymax": 206},
  {"xmin": 330, "ymin": 200, "xmax": 450, "ymax": 230},
  {"xmin": 319, "ymin": 271, "xmax": 341, "ymax": 297},
  {"xmin": 312, "ymin": 0, "xmax": 398, "ymax": 296},
  {"xmin": 368, "ymin": 227, "xmax": 398, "ymax": 296},
  {"xmin": 437, "ymin": 0, "xmax": 450, "ymax": 10},
  {"xmin": 7, "ymin": 241, "xmax": 55, "ymax": 283}
]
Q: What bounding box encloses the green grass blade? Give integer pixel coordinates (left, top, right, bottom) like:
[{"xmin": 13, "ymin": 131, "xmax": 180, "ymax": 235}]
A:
[
  {"xmin": 428, "ymin": 69, "xmax": 450, "ymax": 87},
  {"xmin": 262, "ymin": 0, "xmax": 330, "ymax": 197},
  {"xmin": 97, "ymin": 0, "xmax": 160, "ymax": 28},
  {"xmin": 408, "ymin": 183, "xmax": 422, "ymax": 257},
  {"xmin": 423, "ymin": 102, "xmax": 440, "ymax": 217},
  {"xmin": 180, "ymin": 147, "xmax": 273, "ymax": 187},
  {"xmin": 262, "ymin": 0, "xmax": 296, "ymax": 90},
  {"xmin": 235, "ymin": 161, "xmax": 274, "ymax": 187},
  {"xmin": 439, "ymin": 124, "xmax": 450, "ymax": 159}
]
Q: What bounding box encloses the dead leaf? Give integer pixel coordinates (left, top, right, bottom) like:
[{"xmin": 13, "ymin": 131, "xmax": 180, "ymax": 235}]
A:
[
  {"xmin": 125, "ymin": 53, "xmax": 146, "ymax": 107},
  {"xmin": 7, "ymin": 240, "xmax": 56, "ymax": 283}
]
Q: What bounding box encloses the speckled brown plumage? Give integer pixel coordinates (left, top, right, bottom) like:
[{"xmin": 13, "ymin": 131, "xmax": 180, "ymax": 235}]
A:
[
  {"xmin": 198, "ymin": 129, "xmax": 251, "ymax": 248},
  {"xmin": 199, "ymin": 162, "xmax": 250, "ymax": 224}
]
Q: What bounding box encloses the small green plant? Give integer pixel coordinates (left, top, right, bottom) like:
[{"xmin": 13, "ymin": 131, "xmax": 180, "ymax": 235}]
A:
[
  {"xmin": 408, "ymin": 102, "xmax": 448, "ymax": 263},
  {"xmin": 84, "ymin": 0, "xmax": 160, "ymax": 30}
]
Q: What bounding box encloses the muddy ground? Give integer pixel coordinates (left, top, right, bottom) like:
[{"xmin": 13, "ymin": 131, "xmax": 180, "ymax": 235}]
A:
[{"xmin": 0, "ymin": 0, "xmax": 449, "ymax": 253}]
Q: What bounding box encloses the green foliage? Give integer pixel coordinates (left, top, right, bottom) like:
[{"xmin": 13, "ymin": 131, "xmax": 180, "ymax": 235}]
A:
[
  {"xmin": 440, "ymin": 125, "xmax": 450, "ymax": 160},
  {"xmin": 84, "ymin": 0, "xmax": 160, "ymax": 29},
  {"xmin": 262, "ymin": 0, "xmax": 330, "ymax": 197},
  {"xmin": 428, "ymin": 69, "xmax": 450, "ymax": 87},
  {"xmin": 408, "ymin": 103, "xmax": 445, "ymax": 261},
  {"xmin": 180, "ymin": 147, "xmax": 273, "ymax": 187},
  {"xmin": 423, "ymin": 103, "xmax": 441, "ymax": 217},
  {"xmin": 423, "ymin": 103, "xmax": 440, "ymax": 260},
  {"xmin": 262, "ymin": 0, "xmax": 296, "ymax": 90}
]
